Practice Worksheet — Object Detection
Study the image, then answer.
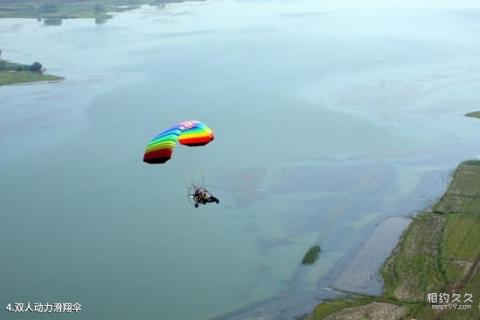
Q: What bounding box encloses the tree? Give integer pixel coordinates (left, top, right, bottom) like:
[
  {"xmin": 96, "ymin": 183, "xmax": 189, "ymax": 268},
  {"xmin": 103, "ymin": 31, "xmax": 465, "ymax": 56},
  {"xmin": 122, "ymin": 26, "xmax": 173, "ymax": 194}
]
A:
[{"xmin": 29, "ymin": 62, "xmax": 43, "ymax": 73}]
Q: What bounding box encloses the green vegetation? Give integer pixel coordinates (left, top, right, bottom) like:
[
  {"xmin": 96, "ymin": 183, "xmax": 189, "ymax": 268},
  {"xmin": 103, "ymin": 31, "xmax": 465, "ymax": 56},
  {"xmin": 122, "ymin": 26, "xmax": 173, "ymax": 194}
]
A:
[
  {"xmin": 382, "ymin": 213, "xmax": 446, "ymax": 302},
  {"xmin": 308, "ymin": 299, "xmax": 408, "ymax": 320},
  {"xmin": 308, "ymin": 160, "xmax": 480, "ymax": 319},
  {"xmin": 433, "ymin": 160, "xmax": 480, "ymax": 214},
  {"xmin": 0, "ymin": 0, "xmax": 194, "ymax": 22},
  {"xmin": 302, "ymin": 245, "xmax": 321, "ymax": 265},
  {"xmin": 308, "ymin": 297, "xmax": 374, "ymax": 319},
  {"xmin": 0, "ymin": 54, "xmax": 62, "ymax": 86},
  {"xmin": 466, "ymin": 111, "xmax": 480, "ymax": 118},
  {"xmin": 0, "ymin": 70, "xmax": 61, "ymax": 86}
]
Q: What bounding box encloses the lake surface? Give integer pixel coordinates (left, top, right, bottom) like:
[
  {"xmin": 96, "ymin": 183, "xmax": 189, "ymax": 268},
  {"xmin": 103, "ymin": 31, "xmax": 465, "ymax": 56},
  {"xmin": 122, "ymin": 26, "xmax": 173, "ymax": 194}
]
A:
[{"xmin": 2, "ymin": 0, "xmax": 480, "ymax": 319}]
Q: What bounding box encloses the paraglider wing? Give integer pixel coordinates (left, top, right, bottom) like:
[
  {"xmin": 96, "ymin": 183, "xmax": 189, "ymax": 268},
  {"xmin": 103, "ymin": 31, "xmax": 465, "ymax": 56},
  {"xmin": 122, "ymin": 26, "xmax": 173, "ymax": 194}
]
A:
[{"xmin": 143, "ymin": 120, "xmax": 214, "ymax": 164}]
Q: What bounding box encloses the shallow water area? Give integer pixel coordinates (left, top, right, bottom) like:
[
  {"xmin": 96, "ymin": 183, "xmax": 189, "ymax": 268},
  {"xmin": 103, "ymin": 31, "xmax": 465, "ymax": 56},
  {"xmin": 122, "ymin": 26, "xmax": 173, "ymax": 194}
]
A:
[{"xmin": 2, "ymin": 0, "xmax": 480, "ymax": 319}]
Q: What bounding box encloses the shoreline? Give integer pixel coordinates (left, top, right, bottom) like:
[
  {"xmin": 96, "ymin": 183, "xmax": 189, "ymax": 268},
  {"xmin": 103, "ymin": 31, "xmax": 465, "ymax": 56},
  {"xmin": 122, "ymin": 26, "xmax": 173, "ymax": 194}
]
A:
[
  {"xmin": 0, "ymin": 58, "xmax": 63, "ymax": 86},
  {"xmin": 466, "ymin": 111, "xmax": 480, "ymax": 119},
  {"xmin": 0, "ymin": 70, "xmax": 63, "ymax": 87},
  {"xmin": 0, "ymin": 1, "xmax": 199, "ymax": 21},
  {"xmin": 306, "ymin": 157, "xmax": 480, "ymax": 319}
]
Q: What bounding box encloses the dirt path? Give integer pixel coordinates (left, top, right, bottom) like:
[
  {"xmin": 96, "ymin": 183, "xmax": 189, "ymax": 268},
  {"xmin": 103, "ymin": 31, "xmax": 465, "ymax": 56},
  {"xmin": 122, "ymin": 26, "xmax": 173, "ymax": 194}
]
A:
[{"xmin": 452, "ymin": 254, "xmax": 480, "ymax": 292}]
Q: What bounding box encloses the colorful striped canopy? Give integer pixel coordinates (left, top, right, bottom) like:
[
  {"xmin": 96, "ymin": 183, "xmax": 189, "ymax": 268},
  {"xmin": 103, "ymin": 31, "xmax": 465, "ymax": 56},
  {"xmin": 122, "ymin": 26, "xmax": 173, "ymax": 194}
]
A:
[{"xmin": 143, "ymin": 120, "xmax": 214, "ymax": 164}]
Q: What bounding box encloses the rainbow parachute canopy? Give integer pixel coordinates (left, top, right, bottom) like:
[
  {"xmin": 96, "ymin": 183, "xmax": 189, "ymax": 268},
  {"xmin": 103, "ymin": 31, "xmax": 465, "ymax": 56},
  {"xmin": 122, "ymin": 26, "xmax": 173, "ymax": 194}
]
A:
[{"xmin": 143, "ymin": 120, "xmax": 214, "ymax": 164}]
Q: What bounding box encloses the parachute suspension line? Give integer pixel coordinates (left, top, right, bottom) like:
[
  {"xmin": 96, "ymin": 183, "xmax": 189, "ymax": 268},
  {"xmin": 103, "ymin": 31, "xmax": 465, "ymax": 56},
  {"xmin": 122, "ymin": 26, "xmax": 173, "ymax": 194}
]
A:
[{"xmin": 183, "ymin": 150, "xmax": 207, "ymax": 188}]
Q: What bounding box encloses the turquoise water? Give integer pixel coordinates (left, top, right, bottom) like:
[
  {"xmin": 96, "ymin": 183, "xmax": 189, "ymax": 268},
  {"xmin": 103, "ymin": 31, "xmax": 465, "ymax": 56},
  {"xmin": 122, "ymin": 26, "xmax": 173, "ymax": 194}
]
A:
[{"xmin": 1, "ymin": 0, "xmax": 480, "ymax": 319}]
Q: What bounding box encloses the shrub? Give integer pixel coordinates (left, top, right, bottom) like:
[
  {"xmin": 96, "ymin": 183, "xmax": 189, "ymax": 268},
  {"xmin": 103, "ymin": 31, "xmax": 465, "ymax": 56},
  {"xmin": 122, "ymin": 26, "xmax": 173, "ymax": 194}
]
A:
[{"xmin": 302, "ymin": 245, "xmax": 321, "ymax": 265}]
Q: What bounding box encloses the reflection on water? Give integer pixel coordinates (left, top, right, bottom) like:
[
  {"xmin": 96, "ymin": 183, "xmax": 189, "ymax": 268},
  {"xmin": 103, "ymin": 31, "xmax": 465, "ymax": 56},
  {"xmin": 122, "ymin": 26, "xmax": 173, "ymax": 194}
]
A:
[
  {"xmin": 1, "ymin": 0, "xmax": 480, "ymax": 319},
  {"xmin": 43, "ymin": 18, "xmax": 63, "ymax": 26}
]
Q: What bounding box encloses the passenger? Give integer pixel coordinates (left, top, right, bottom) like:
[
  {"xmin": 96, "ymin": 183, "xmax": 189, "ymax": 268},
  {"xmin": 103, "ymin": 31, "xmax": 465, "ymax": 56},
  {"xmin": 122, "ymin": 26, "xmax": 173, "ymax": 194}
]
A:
[{"xmin": 192, "ymin": 187, "xmax": 219, "ymax": 208}]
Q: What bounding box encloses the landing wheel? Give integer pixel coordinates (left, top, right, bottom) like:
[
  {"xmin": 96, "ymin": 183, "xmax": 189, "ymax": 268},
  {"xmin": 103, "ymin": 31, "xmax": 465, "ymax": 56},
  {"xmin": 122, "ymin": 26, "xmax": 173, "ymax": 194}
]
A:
[
  {"xmin": 215, "ymin": 199, "xmax": 219, "ymax": 204},
  {"xmin": 194, "ymin": 203, "xmax": 199, "ymax": 208}
]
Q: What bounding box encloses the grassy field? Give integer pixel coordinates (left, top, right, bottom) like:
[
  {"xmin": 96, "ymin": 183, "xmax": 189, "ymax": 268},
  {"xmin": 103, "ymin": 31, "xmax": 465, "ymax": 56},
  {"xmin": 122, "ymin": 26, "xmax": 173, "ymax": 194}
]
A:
[
  {"xmin": 0, "ymin": 59, "xmax": 62, "ymax": 86},
  {"xmin": 434, "ymin": 160, "xmax": 480, "ymax": 214},
  {"xmin": 382, "ymin": 213, "xmax": 447, "ymax": 302},
  {"xmin": 0, "ymin": 0, "xmax": 192, "ymax": 20},
  {"xmin": 308, "ymin": 297, "xmax": 376, "ymax": 319},
  {"xmin": 466, "ymin": 111, "xmax": 480, "ymax": 118},
  {"xmin": 307, "ymin": 160, "xmax": 480, "ymax": 319},
  {"xmin": 0, "ymin": 70, "xmax": 62, "ymax": 86}
]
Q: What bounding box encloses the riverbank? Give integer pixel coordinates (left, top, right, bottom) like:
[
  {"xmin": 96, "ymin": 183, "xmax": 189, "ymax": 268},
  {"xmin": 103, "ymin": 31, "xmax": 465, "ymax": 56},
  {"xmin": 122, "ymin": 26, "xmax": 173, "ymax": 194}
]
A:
[
  {"xmin": 466, "ymin": 111, "xmax": 480, "ymax": 119},
  {"xmin": 0, "ymin": 59, "xmax": 62, "ymax": 86},
  {"xmin": 0, "ymin": 70, "xmax": 62, "ymax": 86},
  {"xmin": 306, "ymin": 159, "xmax": 480, "ymax": 319},
  {"xmin": 0, "ymin": 0, "xmax": 196, "ymax": 22}
]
